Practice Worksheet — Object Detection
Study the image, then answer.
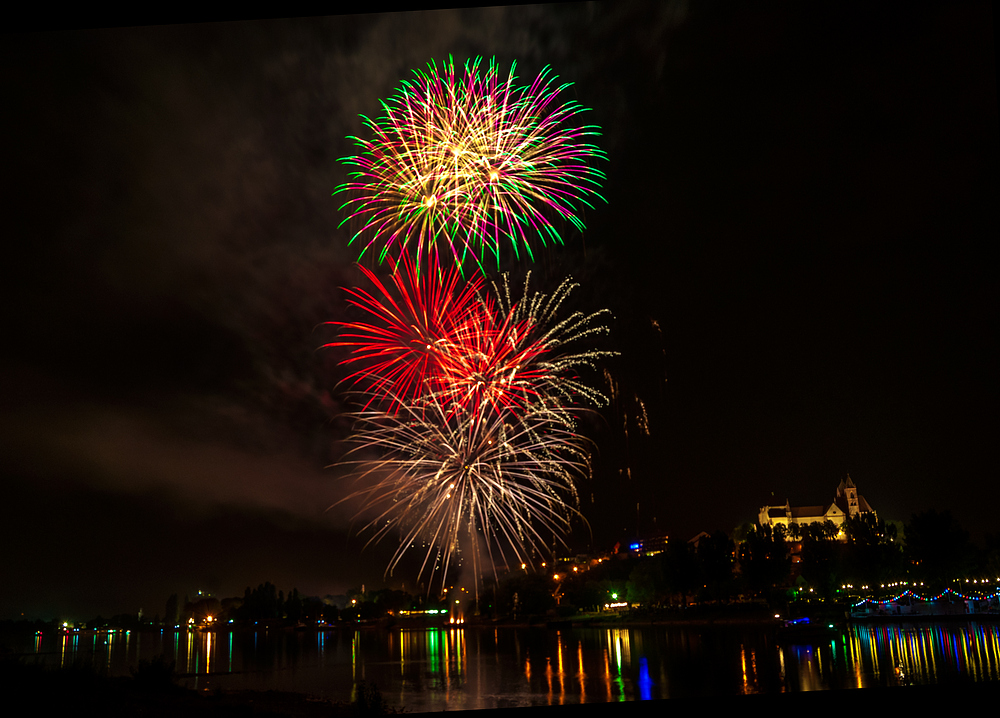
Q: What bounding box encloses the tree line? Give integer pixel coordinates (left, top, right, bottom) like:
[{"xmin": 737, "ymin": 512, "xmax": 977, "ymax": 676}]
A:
[
  {"xmin": 480, "ymin": 509, "xmax": 999, "ymax": 617},
  {"xmin": 737, "ymin": 509, "xmax": 998, "ymax": 603},
  {"xmin": 35, "ymin": 509, "xmax": 1000, "ymax": 630}
]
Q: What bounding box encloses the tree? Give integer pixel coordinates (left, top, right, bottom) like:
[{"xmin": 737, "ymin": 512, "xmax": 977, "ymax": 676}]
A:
[
  {"xmin": 842, "ymin": 512, "xmax": 903, "ymax": 587},
  {"xmin": 286, "ymin": 588, "xmax": 303, "ymax": 622},
  {"xmin": 370, "ymin": 588, "xmax": 413, "ymax": 614},
  {"xmin": 737, "ymin": 524, "xmax": 790, "ymax": 599},
  {"xmin": 626, "ymin": 558, "xmax": 665, "ymax": 606},
  {"xmin": 497, "ymin": 573, "xmax": 555, "ymax": 618},
  {"xmin": 662, "ymin": 539, "xmax": 699, "ymax": 606},
  {"xmin": 164, "ymin": 594, "xmax": 179, "ymax": 626},
  {"xmin": 798, "ymin": 532, "xmax": 842, "ymax": 598},
  {"xmin": 733, "ymin": 521, "xmax": 754, "ymax": 543},
  {"xmin": 561, "ymin": 574, "xmax": 605, "ymax": 613},
  {"xmin": 904, "ymin": 509, "xmax": 973, "ymax": 589},
  {"xmin": 845, "ymin": 513, "xmax": 893, "ymax": 546},
  {"xmin": 978, "ymin": 532, "xmax": 1000, "ymax": 579},
  {"xmin": 185, "ymin": 597, "xmax": 222, "ymax": 622},
  {"xmin": 696, "ymin": 530, "xmax": 736, "ymax": 602},
  {"xmin": 237, "ymin": 582, "xmax": 283, "ymax": 621},
  {"xmin": 821, "ymin": 520, "xmax": 840, "ymax": 541}
]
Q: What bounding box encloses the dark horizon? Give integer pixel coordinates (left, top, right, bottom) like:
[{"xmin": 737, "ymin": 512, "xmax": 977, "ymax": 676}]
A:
[{"xmin": 2, "ymin": 2, "xmax": 997, "ymax": 621}]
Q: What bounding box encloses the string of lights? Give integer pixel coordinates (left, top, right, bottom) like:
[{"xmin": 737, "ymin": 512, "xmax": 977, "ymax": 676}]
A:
[{"xmin": 850, "ymin": 586, "xmax": 1000, "ymax": 608}]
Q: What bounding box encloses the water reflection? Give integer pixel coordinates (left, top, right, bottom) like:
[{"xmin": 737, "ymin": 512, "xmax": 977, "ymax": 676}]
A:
[
  {"xmin": 740, "ymin": 643, "xmax": 759, "ymax": 694},
  {"xmin": 847, "ymin": 622, "xmax": 1000, "ymax": 686},
  {"xmin": 390, "ymin": 626, "xmax": 469, "ymax": 705},
  {"xmin": 638, "ymin": 656, "xmax": 652, "ymax": 700},
  {"xmin": 23, "ymin": 621, "xmax": 1000, "ymax": 710}
]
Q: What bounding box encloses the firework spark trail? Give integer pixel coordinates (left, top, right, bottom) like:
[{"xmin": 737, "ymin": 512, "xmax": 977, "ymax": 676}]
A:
[
  {"xmin": 335, "ymin": 56, "xmax": 607, "ymax": 273},
  {"xmin": 489, "ymin": 272, "xmax": 615, "ymax": 413},
  {"xmin": 336, "ymin": 387, "xmax": 592, "ymax": 589}
]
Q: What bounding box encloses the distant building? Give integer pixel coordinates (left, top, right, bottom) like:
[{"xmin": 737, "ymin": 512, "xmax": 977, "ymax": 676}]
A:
[
  {"xmin": 687, "ymin": 531, "xmax": 712, "ymax": 549},
  {"xmin": 758, "ymin": 475, "xmax": 875, "ymax": 536},
  {"xmin": 629, "ymin": 535, "xmax": 669, "ymax": 556}
]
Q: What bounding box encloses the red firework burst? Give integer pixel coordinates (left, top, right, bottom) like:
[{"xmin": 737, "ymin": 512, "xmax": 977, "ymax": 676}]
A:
[
  {"xmin": 326, "ymin": 254, "xmax": 485, "ymax": 413},
  {"xmin": 435, "ymin": 291, "xmax": 549, "ymax": 415},
  {"xmin": 328, "ymin": 256, "xmax": 556, "ymax": 416}
]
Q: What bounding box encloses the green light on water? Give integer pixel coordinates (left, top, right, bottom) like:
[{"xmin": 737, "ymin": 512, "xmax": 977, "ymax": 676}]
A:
[{"xmin": 428, "ymin": 629, "xmax": 440, "ymax": 675}]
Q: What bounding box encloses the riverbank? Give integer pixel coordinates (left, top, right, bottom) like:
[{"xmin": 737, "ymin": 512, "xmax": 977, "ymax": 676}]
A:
[{"xmin": 395, "ymin": 603, "xmax": 785, "ymax": 630}]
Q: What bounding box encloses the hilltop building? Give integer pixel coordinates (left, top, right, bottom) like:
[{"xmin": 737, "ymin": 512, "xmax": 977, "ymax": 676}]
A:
[
  {"xmin": 758, "ymin": 475, "xmax": 875, "ymax": 536},
  {"xmin": 628, "ymin": 535, "xmax": 669, "ymax": 556}
]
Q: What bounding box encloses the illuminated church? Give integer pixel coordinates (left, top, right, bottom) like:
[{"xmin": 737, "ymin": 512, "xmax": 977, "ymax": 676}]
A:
[{"xmin": 757, "ymin": 475, "xmax": 875, "ymax": 534}]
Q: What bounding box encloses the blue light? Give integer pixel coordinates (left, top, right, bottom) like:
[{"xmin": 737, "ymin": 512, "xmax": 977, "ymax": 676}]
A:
[{"xmin": 638, "ymin": 657, "xmax": 653, "ymax": 700}]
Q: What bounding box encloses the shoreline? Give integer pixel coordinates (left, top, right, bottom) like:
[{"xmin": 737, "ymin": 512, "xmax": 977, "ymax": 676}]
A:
[
  {"xmin": 9, "ymin": 612, "xmax": 998, "ymax": 643},
  {"xmin": 21, "ymin": 612, "xmax": 1000, "ymax": 637}
]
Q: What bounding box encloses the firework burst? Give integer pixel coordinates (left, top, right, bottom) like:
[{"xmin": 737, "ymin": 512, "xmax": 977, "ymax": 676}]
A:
[
  {"xmin": 330, "ymin": 267, "xmax": 614, "ymax": 590},
  {"xmin": 325, "ymin": 255, "xmax": 486, "ymax": 413},
  {"xmin": 328, "ymin": 55, "xmax": 613, "ymax": 595},
  {"xmin": 329, "ymin": 263, "xmax": 613, "ymax": 418},
  {"xmin": 335, "ymin": 56, "xmax": 607, "ymax": 273},
  {"xmin": 338, "ymin": 391, "xmax": 591, "ymax": 590}
]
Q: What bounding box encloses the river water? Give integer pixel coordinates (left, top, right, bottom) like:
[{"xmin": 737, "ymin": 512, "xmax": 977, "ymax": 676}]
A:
[{"xmin": 23, "ymin": 621, "xmax": 1000, "ymax": 711}]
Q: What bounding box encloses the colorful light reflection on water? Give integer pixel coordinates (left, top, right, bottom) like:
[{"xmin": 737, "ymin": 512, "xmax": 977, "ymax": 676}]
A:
[{"xmin": 20, "ymin": 621, "xmax": 1000, "ymax": 711}]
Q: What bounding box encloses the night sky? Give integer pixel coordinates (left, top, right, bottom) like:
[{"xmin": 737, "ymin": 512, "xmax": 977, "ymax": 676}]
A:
[{"xmin": 2, "ymin": 3, "xmax": 996, "ymax": 621}]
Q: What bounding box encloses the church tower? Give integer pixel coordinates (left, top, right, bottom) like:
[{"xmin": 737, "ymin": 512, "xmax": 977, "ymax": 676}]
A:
[{"xmin": 837, "ymin": 474, "xmax": 860, "ymax": 517}]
